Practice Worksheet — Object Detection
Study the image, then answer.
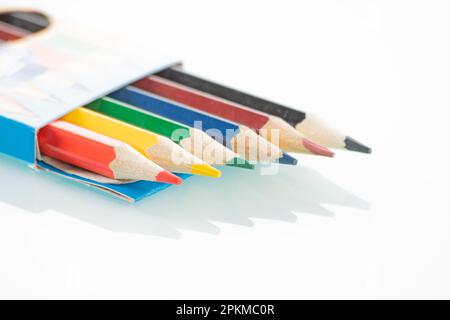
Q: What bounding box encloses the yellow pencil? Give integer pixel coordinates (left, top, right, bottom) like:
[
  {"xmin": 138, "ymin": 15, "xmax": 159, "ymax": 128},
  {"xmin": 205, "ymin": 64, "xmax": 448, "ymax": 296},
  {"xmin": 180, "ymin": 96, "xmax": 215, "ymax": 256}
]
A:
[{"xmin": 62, "ymin": 108, "xmax": 221, "ymax": 178}]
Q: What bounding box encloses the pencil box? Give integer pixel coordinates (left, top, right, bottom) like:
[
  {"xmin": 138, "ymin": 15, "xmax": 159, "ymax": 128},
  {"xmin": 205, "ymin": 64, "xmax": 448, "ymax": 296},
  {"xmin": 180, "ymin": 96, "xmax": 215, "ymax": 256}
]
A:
[{"xmin": 0, "ymin": 8, "xmax": 188, "ymax": 202}]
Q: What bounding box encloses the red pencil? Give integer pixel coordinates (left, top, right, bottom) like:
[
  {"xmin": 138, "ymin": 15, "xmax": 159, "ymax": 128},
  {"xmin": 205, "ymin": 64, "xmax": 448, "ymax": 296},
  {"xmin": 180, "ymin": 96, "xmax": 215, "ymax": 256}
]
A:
[
  {"xmin": 38, "ymin": 121, "xmax": 182, "ymax": 184},
  {"xmin": 134, "ymin": 76, "xmax": 333, "ymax": 157},
  {"xmin": 0, "ymin": 20, "xmax": 29, "ymax": 41}
]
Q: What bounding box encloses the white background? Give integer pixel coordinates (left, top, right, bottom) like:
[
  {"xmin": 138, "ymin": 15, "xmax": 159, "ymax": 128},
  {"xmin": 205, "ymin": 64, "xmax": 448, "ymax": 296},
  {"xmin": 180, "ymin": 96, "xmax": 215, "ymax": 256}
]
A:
[{"xmin": 0, "ymin": 0, "xmax": 449, "ymax": 299}]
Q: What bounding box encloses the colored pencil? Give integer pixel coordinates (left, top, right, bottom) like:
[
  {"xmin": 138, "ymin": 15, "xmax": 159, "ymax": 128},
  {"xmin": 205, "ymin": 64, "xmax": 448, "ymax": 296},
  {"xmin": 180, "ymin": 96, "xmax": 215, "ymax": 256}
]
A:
[
  {"xmin": 156, "ymin": 67, "xmax": 372, "ymax": 154},
  {"xmin": 86, "ymin": 97, "xmax": 253, "ymax": 168},
  {"xmin": 109, "ymin": 87, "xmax": 297, "ymax": 165},
  {"xmin": 38, "ymin": 121, "xmax": 181, "ymax": 184},
  {"xmin": 134, "ymin": 76, "xmax": 334, "ymax": 157},
  {"xmin": 0, "ymin": 20, "xmax": 29, "ymax": 41},
  {"xmin": 62, "ymin": 107, "xmax": 222, "ymax": 178},
  {"xmin": 0, "ymin": 11, "xmax": 48, "ymax": 33}
]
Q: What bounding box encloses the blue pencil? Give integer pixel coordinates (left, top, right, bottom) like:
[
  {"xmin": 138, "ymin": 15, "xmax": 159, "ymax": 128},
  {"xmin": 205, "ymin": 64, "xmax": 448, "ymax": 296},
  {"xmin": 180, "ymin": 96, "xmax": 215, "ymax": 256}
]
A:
[{"xmin": 109, "ymin": 87, "xmax": 297, "ymax": 165}]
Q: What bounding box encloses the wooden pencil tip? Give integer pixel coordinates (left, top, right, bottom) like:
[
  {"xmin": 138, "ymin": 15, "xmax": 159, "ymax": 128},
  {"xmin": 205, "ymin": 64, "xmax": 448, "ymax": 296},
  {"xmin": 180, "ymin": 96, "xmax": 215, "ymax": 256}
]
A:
[
  {"xmin": 303, "ymin": 139, "xmax": 335, "ymax": 157},
  {"xmin": 344, "ymin": 136, "xmax": 372, "ymax": 154},
  {"xmin": 156, "ymin": 171, "xmax": 183, "ymax": 185}
]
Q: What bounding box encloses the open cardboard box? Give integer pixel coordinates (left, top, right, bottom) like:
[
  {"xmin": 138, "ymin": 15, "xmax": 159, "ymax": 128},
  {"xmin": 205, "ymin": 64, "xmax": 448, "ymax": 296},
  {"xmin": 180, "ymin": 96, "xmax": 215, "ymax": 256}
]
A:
[{"xmin": 0, "ymin": 8, "xmax": 188, "ymax": 202}]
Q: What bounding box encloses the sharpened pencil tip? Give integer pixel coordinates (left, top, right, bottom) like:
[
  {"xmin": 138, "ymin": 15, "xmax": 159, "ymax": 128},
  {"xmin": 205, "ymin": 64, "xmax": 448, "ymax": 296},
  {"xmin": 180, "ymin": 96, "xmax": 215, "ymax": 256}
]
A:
[
  {"xmin": 344, "ymin": 136, "xmax": 372, "ymax": 154},
  {"xmin": 278, "ymin": 153, "xmax": 298, "ymax": 166},
  {"xmin": 303, "ymin": 139, "xmax": 335, "ymax": 157},
  {"xmin": 156, "ymin": 171, "xmax": 183, "ymax": 185},
  {"xmin": 226, "ymin": 157, "xmax": 255, "ymax": 170},
  {"xmin": 191, "ymin": 164, "xmax": 222, "ymax": 178}
]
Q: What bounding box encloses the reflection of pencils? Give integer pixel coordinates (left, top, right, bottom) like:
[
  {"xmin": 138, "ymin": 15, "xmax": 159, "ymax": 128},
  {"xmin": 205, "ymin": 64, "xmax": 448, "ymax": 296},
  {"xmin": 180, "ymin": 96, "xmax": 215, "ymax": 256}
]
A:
[
  {"xmin": 157, "ymin": 68, "xmax": 371, "ymax": 154},
  {"xmin": 135, "ymin": 76, "xmax": 333, "ymax": 157},
  {"xmin": 86, "ymin": 97, "xmax": 252, "ymax": 168},
  {"xmin": 109, "ymin": 87, "xmax": 297, "ymax": 165},
  {"xmin": 38, "ymin": 121, "xmax": 181, "ymax": 184},
  {"xmin": 62, "ymin": 108, "xmax": 221, "ymax": 178}
]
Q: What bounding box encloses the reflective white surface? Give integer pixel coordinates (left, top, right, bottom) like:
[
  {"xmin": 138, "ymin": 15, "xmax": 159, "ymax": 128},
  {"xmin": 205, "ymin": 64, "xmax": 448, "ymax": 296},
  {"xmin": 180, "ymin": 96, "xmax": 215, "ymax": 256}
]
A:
[{"xmin": 0, "ymin": 0, "xmax": 449, "ymax": 299}]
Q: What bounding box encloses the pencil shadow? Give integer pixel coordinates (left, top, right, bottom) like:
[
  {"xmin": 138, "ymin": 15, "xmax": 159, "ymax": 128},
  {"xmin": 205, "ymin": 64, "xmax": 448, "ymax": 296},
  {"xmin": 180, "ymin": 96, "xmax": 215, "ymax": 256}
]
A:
[{"xmin": 0, "ymin": 154, "xmax": 370, "ymax": 239}]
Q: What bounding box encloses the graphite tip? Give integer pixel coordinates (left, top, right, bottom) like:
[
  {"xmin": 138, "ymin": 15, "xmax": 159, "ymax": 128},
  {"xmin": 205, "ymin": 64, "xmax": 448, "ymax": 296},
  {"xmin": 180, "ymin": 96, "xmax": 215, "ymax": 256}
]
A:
[
  {"xmin": 156, "ymin": 171, "xmax": 183, "ymax": 185},
  {"xmin": 278, "ymin": 153, "xmax": 298, "ymax": 166},
  {"xmin": 303, "ymin": 138, "xmax": 335, "ymax": 157},
  {"xmin": 344, "ymin": 136, "xmax": 372, "ymax": 154}
]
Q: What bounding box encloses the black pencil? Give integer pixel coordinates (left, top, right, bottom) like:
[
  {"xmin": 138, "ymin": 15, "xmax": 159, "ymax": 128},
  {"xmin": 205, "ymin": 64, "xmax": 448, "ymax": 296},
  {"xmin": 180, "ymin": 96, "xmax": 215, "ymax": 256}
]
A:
[
  {"xmin": 156, "ymin": 67, "xmax": 372, "ymax": 154},
  {"xmin": 0, "ymin": 11, "xmax": 49, "ymax": 33}
]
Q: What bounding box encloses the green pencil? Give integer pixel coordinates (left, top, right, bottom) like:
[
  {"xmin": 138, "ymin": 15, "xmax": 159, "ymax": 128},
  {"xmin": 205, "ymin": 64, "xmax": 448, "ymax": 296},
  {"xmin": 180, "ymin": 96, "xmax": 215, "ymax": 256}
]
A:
[{"xmin": 86, "ymin": 97, "xmax": 254, "ymax": 169}]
